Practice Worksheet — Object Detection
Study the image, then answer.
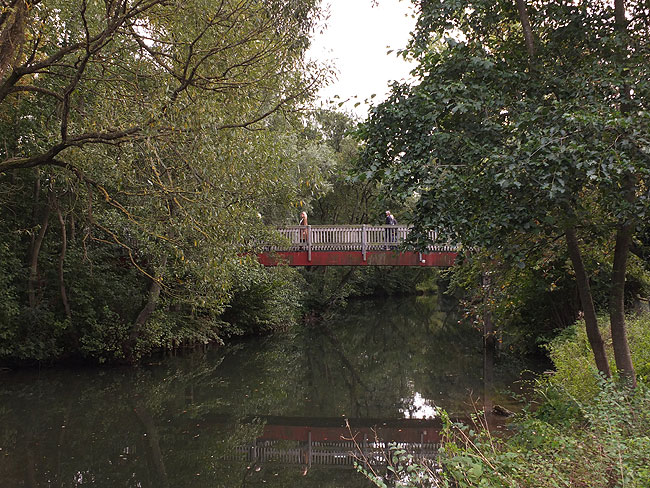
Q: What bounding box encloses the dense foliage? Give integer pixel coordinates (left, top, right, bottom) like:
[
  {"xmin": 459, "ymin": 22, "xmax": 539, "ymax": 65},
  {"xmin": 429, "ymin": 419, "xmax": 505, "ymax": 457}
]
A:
[
  {"xmin": 549, "ymin": 313, "xmax": 650, "ymax": 400},
  {"xmin": 0, "ymin": 0, "xmax": 327, "ymax": 363},
  {"xmin": 436, "ymin": 381, "xmax": 650, "ymax": 488}
]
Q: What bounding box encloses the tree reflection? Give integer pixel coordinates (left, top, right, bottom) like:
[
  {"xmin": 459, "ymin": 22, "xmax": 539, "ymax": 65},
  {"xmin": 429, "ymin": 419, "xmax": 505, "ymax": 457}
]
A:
[{"xmin": 0, "ymin": 295, "xmax": 534, "ymax": 487}]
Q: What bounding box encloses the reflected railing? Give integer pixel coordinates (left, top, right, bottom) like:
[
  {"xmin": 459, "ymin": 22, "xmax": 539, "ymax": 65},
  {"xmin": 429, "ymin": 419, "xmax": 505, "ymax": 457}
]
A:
[
  {"xmin": 234, "ymin": 436, "xmax": 439, "ymax": 468},
  {"xmin": 227, "ymin": 417, "xmax": 442, "ymax": 468}
]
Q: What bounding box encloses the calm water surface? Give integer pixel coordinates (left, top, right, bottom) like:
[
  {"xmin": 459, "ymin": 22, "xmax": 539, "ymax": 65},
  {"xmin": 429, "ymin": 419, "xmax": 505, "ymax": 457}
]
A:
[{"xmin": 0, "ymin": 295, "xmax": 541, "ymax": 487}]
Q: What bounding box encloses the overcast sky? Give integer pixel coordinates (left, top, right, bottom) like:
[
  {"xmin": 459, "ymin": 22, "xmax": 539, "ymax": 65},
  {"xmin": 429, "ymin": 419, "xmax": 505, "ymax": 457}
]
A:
[{"xmin": 307, "ymin": 0, "xmax": 417, "ymax": 118}]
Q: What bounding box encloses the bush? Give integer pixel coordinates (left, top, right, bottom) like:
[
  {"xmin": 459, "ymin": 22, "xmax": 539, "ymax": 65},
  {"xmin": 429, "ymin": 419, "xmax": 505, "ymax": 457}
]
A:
[
  {"xmin": 548, "ymin": 313, "xmax": 650, "ymax": 400},
  {"xmin": 220, "ymin": 265, "xmax": 303, "ymax": 335}
]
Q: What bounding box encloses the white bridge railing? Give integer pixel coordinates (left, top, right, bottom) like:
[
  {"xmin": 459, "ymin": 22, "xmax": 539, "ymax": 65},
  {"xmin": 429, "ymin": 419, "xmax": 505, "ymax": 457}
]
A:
[{"xmin": 265, "ymin": 225, "xmax": 456, "ymax": 260}]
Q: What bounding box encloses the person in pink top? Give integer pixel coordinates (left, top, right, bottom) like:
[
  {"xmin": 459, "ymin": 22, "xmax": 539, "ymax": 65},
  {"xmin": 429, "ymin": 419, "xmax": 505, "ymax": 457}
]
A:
[{"xmin": 299, "ymin": 211, "xmax": 308, "ymax": 244}]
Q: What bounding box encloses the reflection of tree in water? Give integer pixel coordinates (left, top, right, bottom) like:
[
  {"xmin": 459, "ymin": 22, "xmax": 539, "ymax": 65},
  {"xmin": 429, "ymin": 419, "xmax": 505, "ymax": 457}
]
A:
[
  {"xmin": 0, "ymin": 356, "xmax": 272, "ymax": 487},
  {"xmin": 0, "ymin": 338, "xmax": 375, "ymax": 487},
  {"xmin": 300, "ymin": 295, "xmax": 490, "ymax": 418},
  {"xmin": 0, "ymin": 295, "xmax": 533, "ymax": 487}
]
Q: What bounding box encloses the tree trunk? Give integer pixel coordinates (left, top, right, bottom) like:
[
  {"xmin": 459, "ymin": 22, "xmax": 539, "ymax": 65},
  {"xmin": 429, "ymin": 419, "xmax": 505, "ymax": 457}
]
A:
[
  {"xmin": 134, "ymin": 269, "xmax": 164, "ymax": 328},
  {"xmin": 609, "ymin": 177, "xmax": 637, "ymax": 386},
  {"xmin": 54, "ymin": 196, "xmax": 71, "ymax": 320},
  {"xmin": 481, "ymin": 271, "xmax": 496, "ymax": 426},
  {"xmin": 608, "ymin": 0, "xmax": 637, "ymax": 387},
  {"xmin": 69, "ymin": 211, "xmax": 76, "ymax": 242},
  {"xmin": 0, "ymin": 0, "xmax": 28, "ymax": 79},
  {"xmin": 125, "ymin": 255, "xmax": 167, "ymax": 360},
  {"xmin": 564, "ymin": 226, "xmax": 611, "ymax": 377},
  {"xmin": 133, "ymin": 402, "xmax": 170, "ymax": 488},
  {"xmin": 515, "ymin": 0, "xmax": 536, "ymax": 59},
  {"xmin": 614, "ymin": 0, "xmax": 627, "ymax": 30},
  {"xmin": 482, "ymin": 271, "xmax": 497, "ymax": 350},
  {"xmin": 28, "ymin": 202, "xmax": 50, "ymax": 308}
]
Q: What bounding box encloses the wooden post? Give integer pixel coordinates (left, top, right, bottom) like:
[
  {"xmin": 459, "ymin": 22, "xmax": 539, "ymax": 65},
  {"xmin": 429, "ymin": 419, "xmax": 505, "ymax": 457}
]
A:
[
  {"xmin": 362, "ymin": 224, "xmax": 367, "ymax": 261},
  {"xmin": 480, "ymin": 270, "xmax": 495, "ymax": 426},
  {"xmin": 363, "ymin": 433, "xmax": 368, "ymax": 459}
]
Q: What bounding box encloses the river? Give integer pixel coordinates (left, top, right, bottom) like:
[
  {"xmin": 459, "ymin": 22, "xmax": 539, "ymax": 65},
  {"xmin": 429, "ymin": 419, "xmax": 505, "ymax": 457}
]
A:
[{"xmin": 0, "ymin": 294, "xmax": 543, "ymax": 487}]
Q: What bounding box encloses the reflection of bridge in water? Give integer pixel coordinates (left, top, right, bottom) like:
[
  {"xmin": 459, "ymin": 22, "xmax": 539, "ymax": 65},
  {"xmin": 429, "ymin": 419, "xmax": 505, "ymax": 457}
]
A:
[
  {"xmin": 258, "ymin": 225, "xmax": 458, "ymax": 267},
  {"xmin": 232, "ymin": 416, "xmax": 442, "ymax": 468}
]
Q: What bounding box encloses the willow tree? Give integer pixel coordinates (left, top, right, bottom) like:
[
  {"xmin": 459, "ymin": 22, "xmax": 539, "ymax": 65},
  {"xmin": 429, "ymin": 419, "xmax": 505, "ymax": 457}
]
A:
[
  {"xmin": 0, "ymin": 0, "xmax": 326, "ymax": 361},
  {"xmin": 358, "ymin": 0, "xmax": 650, "ymax": 384}
]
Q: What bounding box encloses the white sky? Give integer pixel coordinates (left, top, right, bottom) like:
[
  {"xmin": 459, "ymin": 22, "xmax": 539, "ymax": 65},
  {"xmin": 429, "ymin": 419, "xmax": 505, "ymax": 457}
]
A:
[{"xmin": 307, "ymin": 0, "xmax": 417, "ymax": 118}]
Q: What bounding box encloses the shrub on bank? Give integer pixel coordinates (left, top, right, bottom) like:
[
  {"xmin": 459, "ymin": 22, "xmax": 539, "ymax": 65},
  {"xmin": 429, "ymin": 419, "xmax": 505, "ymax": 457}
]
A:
[
  {"xmin": 549, "ymin": 313, "xmax": 650, "ymax": 401},
  {"xmin": 359, "ymin": 383, "xmax": 650, "ymax": 488},
  {"xmin": 431, "ymin": 380, "xmax": 650, "ymax": 488}
]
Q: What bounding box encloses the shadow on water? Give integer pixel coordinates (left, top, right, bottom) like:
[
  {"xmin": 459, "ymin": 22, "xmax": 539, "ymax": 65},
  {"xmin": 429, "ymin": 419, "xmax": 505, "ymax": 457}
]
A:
[{"xmin": 0, "ymin": 295, "xmax": 543, "ymax": 487}]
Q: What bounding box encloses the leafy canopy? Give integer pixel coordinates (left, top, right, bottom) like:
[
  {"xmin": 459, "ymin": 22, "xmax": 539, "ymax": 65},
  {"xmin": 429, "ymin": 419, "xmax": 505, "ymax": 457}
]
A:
[{"xmin": 358, "ymin": 0, "xmax": 650, "ymax": 254}]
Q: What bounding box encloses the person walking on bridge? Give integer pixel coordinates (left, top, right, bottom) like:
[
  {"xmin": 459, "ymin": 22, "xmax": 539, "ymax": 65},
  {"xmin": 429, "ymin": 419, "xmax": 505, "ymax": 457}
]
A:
[
  {"xmin": 385, "ymin": 210, "xmax": 397, "ymax": 226},
  {"xmin": 299, "ymin": 211, "xmax": 308, "ymax": 246},
  {"xmin": 385, "ymin": 210, "xmax": 397, "ymax": 249}
]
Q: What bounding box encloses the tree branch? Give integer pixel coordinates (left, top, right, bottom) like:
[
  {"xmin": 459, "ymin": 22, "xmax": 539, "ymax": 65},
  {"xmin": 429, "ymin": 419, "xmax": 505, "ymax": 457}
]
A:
[
  {"xmin": 0, "ymin": 126, "xmax": 143, "ymax": 173},
  {"xmin": 6, "ymin": 84, "xmax": 64, "ymax": 100}
]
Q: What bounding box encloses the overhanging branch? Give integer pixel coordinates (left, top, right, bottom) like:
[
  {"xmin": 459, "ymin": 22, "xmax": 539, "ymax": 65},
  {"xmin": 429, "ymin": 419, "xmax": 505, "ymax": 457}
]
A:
[{"xmin": 0, "ymin": 126, "xmax": 143, "ymax": 173}]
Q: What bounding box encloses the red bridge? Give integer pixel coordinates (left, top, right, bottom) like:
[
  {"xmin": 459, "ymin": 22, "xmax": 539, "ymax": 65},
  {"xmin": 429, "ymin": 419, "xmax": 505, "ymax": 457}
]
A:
[{"xmin": 257, "ymin": 225, "xmax": 458, "ymax": 267}]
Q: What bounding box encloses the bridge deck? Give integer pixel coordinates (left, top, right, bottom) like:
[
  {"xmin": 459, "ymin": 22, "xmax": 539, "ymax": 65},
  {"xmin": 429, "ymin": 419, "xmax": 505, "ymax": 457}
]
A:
[{"xmin": 258, "ymin": 225, "xmax": 457, "ymax": 267}]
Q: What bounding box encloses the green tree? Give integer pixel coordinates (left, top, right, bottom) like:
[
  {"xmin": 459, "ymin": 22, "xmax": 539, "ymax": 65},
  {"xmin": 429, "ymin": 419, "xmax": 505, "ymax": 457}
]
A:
[
  {"xmin": 0, "ymin": 0, "xmax": 327, "ymax": 362},
  {"xmin": 300, "ymin": 109, "xmax": 387, "ymax": 225},
  {"xmin": 358, "ymin": 0, "xmax": 650, "ymax": 384}
]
